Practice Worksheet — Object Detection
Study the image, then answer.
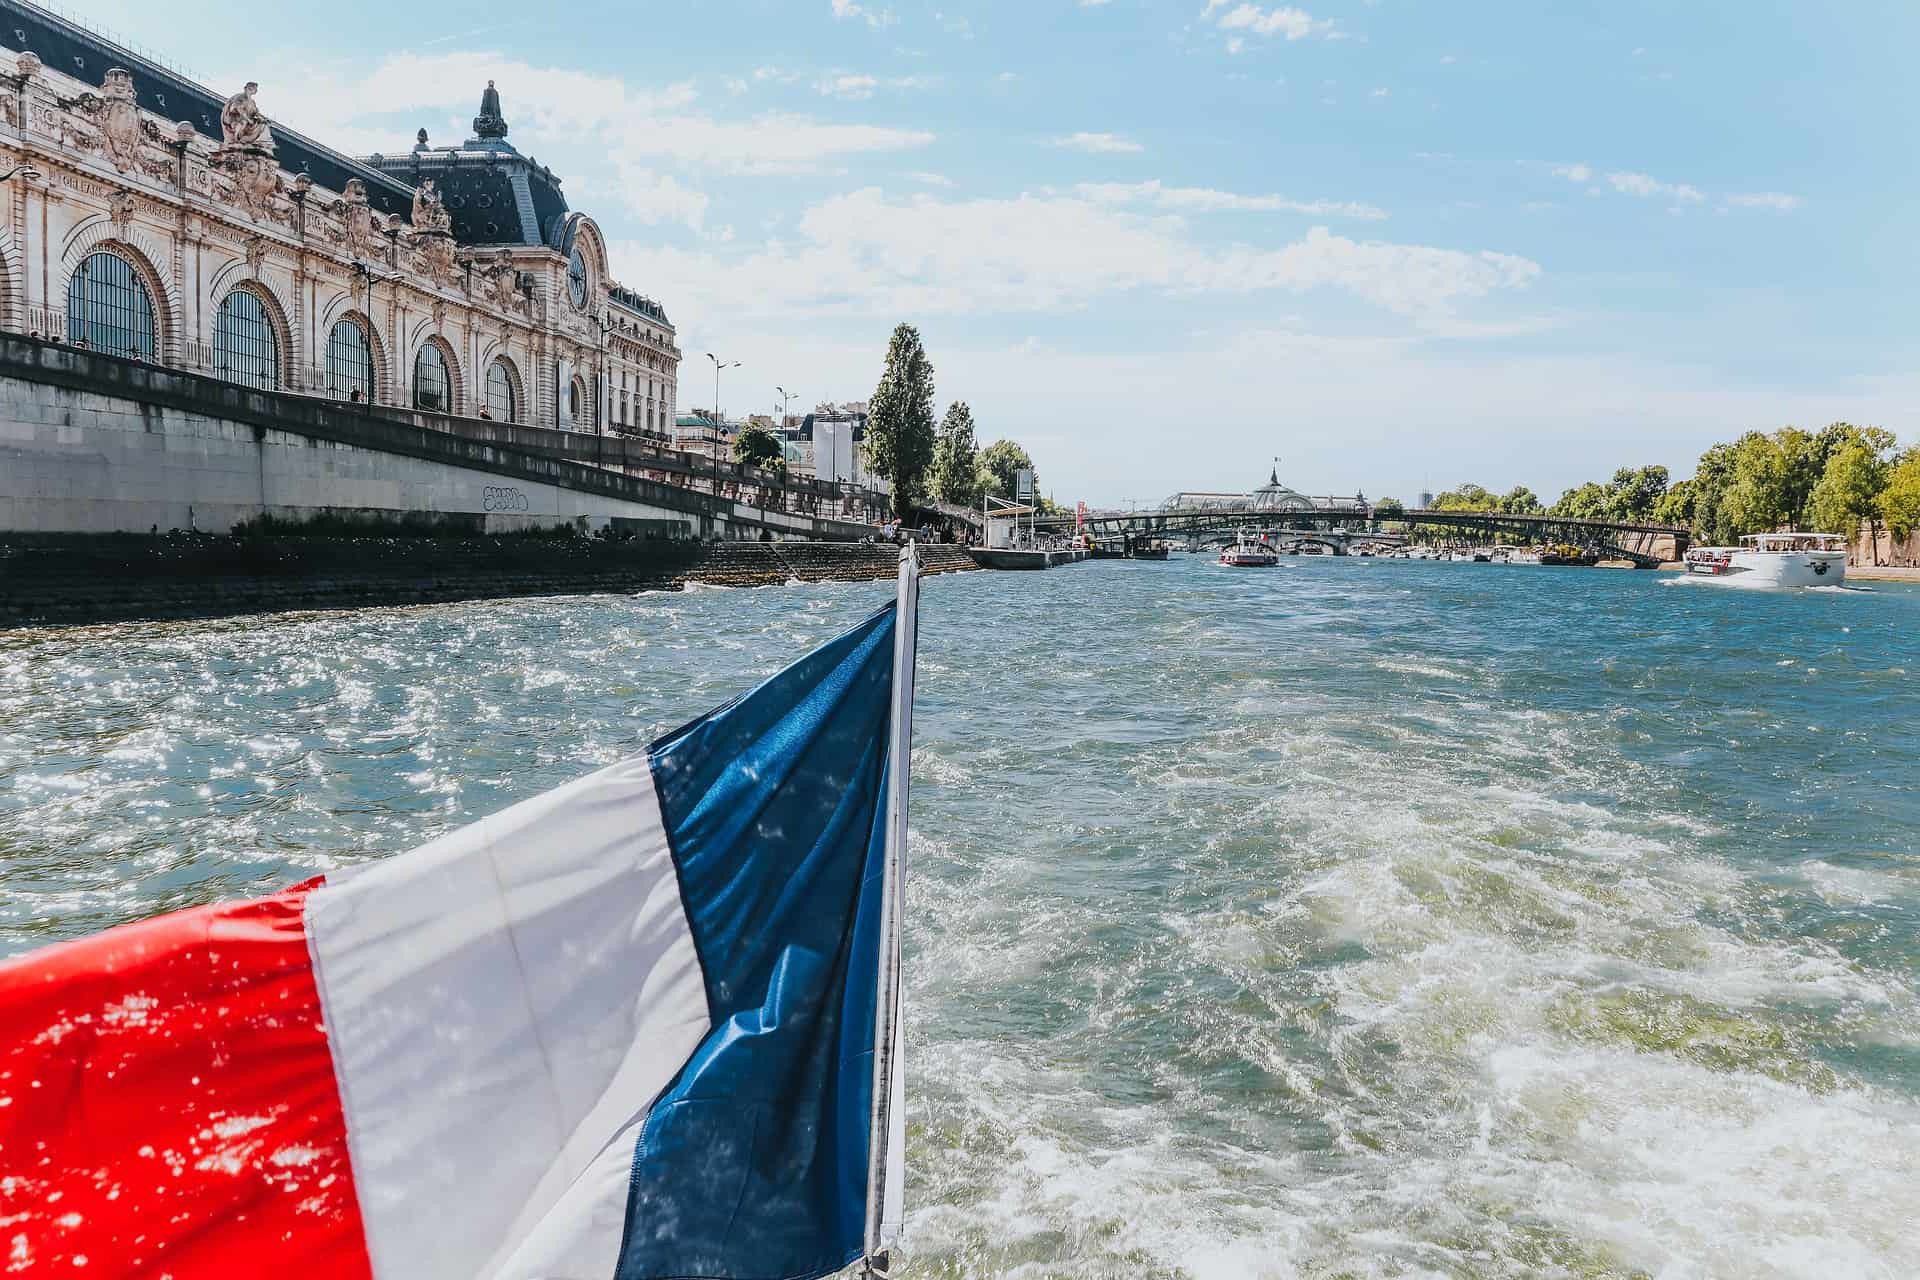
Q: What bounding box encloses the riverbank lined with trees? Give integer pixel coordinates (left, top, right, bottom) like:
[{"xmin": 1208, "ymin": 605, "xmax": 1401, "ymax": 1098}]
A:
[{"xmin": 1388, "ymin": 423, "xmax": 1920, "ymax": 548}]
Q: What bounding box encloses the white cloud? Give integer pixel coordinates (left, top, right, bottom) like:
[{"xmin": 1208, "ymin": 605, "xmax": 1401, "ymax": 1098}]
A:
[
  {"xmin": 609, "ymin": 187, "xmax": 1537, "ymax": 336},
  {"xmin": 817, "ymin": 74, "xmax": 880, "ymax": 100},
  {"xmin": 1725, "ymin": 191, "xmax": 1803, "ymax": 212},
  {"xmin": 1077, "ymin": 179, "xmax": 1387, "ymax": 220},
  {"xmin": 1370, "ymin": 86, "xmax": 1389, "ymax": 98},
  {"xmin": 906, "ymin": 170, "xmax": 954, "ymax": 186},
  {"xmin": 1204, "ymin": 2, "xmax": 1338, "ymax": 41},
  {"xmin": 816, "ymin": 73, "xmax": 931, "ymax": 100},
  {"xmin": 831, "ymin": 0, "xmax": 897, "ymax": 28},
  {"xmin": 1550, "ymin": 162, "xmax": 1592, "ymax": 183},
  {"xmin": 1606, "ymin": 170, "xmax": 1705, "ymax": 204},
  {"xmin": 1053, "ymin": 131, "xmax": 1144, "ymax": 153},
  {"xmin": 1081, "ymin": 0, "xmax": 1114, "ymax": 6}
]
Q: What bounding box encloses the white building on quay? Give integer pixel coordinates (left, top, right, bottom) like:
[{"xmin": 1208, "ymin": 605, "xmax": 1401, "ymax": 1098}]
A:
[{"xmin": 0, "ymin": 0, "xmax": 678, "ymax": 434}]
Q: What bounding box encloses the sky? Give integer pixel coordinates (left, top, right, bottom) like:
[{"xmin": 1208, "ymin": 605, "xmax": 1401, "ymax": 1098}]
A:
[{"xmin": 77, "ymin": 0, "xmax": 1920, "ymax": 506}]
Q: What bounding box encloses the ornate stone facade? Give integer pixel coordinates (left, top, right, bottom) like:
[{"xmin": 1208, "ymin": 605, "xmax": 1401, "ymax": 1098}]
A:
[{"xmin": 0, "ymin": 5, "xmax": 678, "ymax": 434}]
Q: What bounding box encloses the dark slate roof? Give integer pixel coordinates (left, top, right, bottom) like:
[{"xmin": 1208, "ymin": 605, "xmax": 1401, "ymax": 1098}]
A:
[
  {"xmin": 363, "ymin": 92, "xmax": 571, "ymax": 250},
  {"xmin": 363, "ymin": 142, "xmax": 559, "ymax": 247},
  {"xmin": 0, "ymin": 0, "xmax": 416, "ymax": 225},
  {"xmin": 608, "ymin": 283, "xmax": 670, "ymax": 325}
]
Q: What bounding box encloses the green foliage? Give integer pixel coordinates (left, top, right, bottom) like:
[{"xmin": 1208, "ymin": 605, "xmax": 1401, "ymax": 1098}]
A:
[
  {"xmin": 1879, "ymin": 450, "xmax": 1920, "ymax": 540},
  {"xmin": 976, "ymin": 439, "xmax": 1038, "ymax": 501},
  {"xmin": 864, "ymin": 323, "xmax": 938, "ymax": 517},
  {"xmin": 1807, "ymin": 441, "xmax": 1885, "ymax": 534},
  {"xmin": 1651, "ymin": 478, "xmax": 1697, "ymax": 527},
  {"xmin": 1720, "ymin": 432, "xmax": 1794, "ymax": 535},
  {"xmin": 1551, "ymin": 466, "xmax": 1667, "ymax": 522},
  {"xmin": 1431, "ymin": 483, "xmax": 1493, "ymax": 511},
  {"xmin": 1608, "ymin": 465, "xmax": 1668, "ymax": 521},
  {"xmin": 1373, "ymin": 496, "xmax": 1406, "ymax": 518},
  {"xmin": 1688, "ymin": 440, "xmax": 1742, "ymax": 545},
  {"xmin": 1550, "ymin": 481, "xmax": 1610, "ymax": 520},
  {"xmin": 1497, "ymin": 485, "xmax": 1545, "ymax": 515},
  {"xmin": 929, "ymin": 401, "xmax": 980, "ymax": 506},
  {"xmin": 731, "ymin": 424, "xmax": 784, "ymax": 470}
]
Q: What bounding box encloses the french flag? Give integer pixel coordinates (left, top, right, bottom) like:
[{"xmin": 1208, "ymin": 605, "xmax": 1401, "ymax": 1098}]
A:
[{"xmin": 0, "ymin": 554, "xmax": 919, "ymax": 1279}]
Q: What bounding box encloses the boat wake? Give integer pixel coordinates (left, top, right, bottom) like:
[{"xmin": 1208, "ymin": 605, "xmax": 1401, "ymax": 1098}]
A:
[{"xmin": 1661, "ymin": 574, "xmax": 1870, "ymax": 593}]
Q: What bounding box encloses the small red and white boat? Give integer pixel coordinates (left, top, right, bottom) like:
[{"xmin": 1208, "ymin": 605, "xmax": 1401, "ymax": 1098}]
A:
[{"xmin": 1219, "ymin": 532, "xmax": 1279, "ymax": 567}]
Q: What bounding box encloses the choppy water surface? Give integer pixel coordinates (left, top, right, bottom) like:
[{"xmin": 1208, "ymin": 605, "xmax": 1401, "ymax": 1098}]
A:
[{"xmin": 5, "ymin": 560, "xmax": 1920, "ymax": 1278}]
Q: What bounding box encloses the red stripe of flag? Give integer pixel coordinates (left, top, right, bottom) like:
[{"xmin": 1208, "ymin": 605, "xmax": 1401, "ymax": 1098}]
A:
[{"xmin": 0, "ymin": 880, "xmax": 372, "ymax": 1278}]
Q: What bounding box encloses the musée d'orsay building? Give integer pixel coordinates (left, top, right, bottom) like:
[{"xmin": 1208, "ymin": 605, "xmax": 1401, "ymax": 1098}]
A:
[{"xmin": 0, "ymin": 0, "xmax": 679, "ymax": 435}]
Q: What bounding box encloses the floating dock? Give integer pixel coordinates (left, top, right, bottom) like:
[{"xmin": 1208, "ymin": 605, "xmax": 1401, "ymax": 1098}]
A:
[{"xmin": 964, "ymin": 548, "xmax": 1091, "ymax": 571}]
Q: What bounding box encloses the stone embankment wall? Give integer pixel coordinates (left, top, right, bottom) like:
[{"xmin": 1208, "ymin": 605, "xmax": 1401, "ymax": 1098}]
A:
[
  {"xmin": 0, "ymin": 537, "xmax": 976, "ymax": 628},
  {"xmin": 0, "ymin": 338, "xmax": 876, "ymax": 542},
  {"xmin": 1849, "ymin": 521, "xmax": 1920, "ymax": 567}
]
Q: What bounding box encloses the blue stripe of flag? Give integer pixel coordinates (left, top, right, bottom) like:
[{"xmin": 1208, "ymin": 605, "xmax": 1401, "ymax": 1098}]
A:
[{"xmin": 617, "ymin": 604, "xmax": 897, "ymax": 1280}]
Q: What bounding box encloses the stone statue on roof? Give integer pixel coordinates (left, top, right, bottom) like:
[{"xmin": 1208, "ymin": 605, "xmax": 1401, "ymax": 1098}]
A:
[
  {"xmin": 411, "ymin": 178, "xmax": 451, "ymax": 234},
  {"xmin": 474, "ymin": 79, "xmax": 508, "ymax": 140},
  {"xmin": 220, "ymin": 81, "xmax": 274, "ymax": 152}
]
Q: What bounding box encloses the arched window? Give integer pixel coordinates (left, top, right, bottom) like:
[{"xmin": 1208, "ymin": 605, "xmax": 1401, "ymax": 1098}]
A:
[
  {"xmin": 326, "ymin": 318, "xmax": 373, "ymax": 402},
  {"xmin": 213, "ymin": 288, "xmax": 279, "ymax": 390},
  {"xmin": 484, "ymin": 358, "xmax": 516, "ymax": 422},
  {"xmin": 66, "ymin": 251, "xmax": 155, "ymax": 360},
  {"xmin": 568, "ymin": 375, "xmax": 586, "ymax": 426},
  {"xmin": 414, "ymin": 343, "xmax": 451, "ymax": 413}
]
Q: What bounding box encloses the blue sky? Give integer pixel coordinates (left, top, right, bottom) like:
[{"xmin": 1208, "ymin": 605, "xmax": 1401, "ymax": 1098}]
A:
[{"xmin": 82, "ymin": 0, "xmax": 1920, "ymax": 505}]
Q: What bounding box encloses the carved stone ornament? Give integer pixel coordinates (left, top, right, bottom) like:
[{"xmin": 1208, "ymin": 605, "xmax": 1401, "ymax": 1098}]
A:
[
  {"xmin": 419, "ymin": 232, "xmax": 455, "ymax": 285},
  {"xmin": 217, "ymin": 148, "xmax": 283, "ymax": 222},
  {"xmin": 340, "ymin": 178, "xmax": 374, "ymax": 257},
  {"xmin": 244, "ymin": 235, "xmax": 267, "ymax": 278},
  {"xmin": 430, "ymin": 297, "xmax": 447, "ymax": 331},
  {"xmin": 480, "ymin": 247, "xmax": 522, "ymax": 312},
  {"xmin": 410, "ymin": 178, "xmax": 451, "ymax": 234},
  {"xmin": 94, "ymin": 68, "xmax": 141, "ymax": 173},
  {"xmin": 108, "ymin": 190, "xmax": 135, "ymax": 233},
  {"xmin": 14, "ymin": 52, "xmax": 40, "ymax": 79}
]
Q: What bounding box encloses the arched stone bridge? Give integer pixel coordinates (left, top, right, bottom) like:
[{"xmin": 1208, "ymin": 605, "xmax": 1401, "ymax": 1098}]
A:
[{"xmin": 1042, "ymin": 507, "xmax": 1688, "ymax": 567}]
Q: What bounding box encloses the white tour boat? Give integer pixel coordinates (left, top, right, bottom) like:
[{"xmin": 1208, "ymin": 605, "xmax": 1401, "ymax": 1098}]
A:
[
  {"xmin": 1219, "ymin": 533, "xmax": 1279, "ymax": 567},
  {"xmin": 1683, "ymin": 532, "xmax": 1848, "ymax": 587},
  {"xmin": 1505, "ymin": 549, "xmax": 1544, "ymax": 565}
]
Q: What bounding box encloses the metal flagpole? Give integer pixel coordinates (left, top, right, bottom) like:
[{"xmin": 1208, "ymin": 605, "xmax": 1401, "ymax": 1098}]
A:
[{"xmin": 864, "ymin": 541, "xmax": 919, "ymax": 1274}]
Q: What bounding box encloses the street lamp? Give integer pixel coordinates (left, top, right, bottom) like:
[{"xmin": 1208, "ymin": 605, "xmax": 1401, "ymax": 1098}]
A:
[
  {"xmin": 0, "ymin": 162, "xmax": 41, "ymax": 183},
  {"xmin": 776, "ymin": 385, "xmax": 796, "ymax": 431},
  {"xmin": 706, "ymin": 352, "xmax": 739, "ymax": 427},
  {"xmin": 705, "ymin": 352, "xmax": 739, "ymax": 496}
]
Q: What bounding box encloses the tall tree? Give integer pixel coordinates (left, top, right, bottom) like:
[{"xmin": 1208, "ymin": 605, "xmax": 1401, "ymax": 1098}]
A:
[
  {"xmin": 1721, "ymin": 431, "xmax": 1793, "ymax": 534},
  {"xmin": 731, "ymin": 424, "xmax": 784, "ymax": 470},
  {"xmin": 1431, "ymin": 483, "xmax": 1493, "ymax": 511},
  {"xmin": 1878, "ymin": 449, "xmax": 1920, "ymax": 540},
  {"xmin": 976, "ymin": 439, "xmax": 1037, "ymax": 500},
  {"xmin": 1652, "ymin": 478, "xmax": 1698, "ymax": 528},
  {"xmin": 929, "ymin": 401, "xmax": 980, "ymax": 505},
  {"xmin": 1498, "ymin": 485, "xmax": 1544, "ymax": 515},
  {"xmin": 1606, "ymin": 465, "xmax": 1668, "ymax": 521},
  {"xmin": 864, "ymin": 324, "xmax": 938, "ymax": 517},
  {"xmin": 1550, "ymin": 481, "xmax": 1611, "ymax": 520},
  {"xmin": 1808, "ymin": 441, "xmax": 1886, "ymax": 535}
]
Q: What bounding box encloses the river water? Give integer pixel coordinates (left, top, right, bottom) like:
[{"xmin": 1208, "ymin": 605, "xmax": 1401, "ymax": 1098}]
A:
[{"xmin": 3, "ymin": 559, "xmax": 1918, "ymax": 1278}]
